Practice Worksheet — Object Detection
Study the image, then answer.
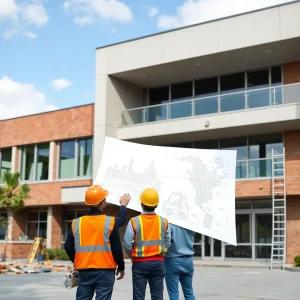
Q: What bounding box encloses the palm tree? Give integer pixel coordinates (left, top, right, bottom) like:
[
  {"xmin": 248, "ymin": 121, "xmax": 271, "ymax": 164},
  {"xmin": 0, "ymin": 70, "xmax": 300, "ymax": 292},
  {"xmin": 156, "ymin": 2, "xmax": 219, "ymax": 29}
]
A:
[{"xmin": 0, "ymin": 172, "xmax": 30, "ymax": 262}]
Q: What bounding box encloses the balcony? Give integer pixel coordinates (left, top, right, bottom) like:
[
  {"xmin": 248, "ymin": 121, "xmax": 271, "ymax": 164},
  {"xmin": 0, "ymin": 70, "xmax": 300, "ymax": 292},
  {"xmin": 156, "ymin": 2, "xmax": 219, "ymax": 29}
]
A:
[{"xmin": 121, "ymin": 83, "xmax": 300, "ymax": 127}]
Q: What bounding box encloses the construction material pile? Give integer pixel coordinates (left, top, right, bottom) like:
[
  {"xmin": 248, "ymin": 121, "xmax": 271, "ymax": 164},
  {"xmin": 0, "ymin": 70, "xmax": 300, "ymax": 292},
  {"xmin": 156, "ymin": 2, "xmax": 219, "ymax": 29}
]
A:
[{"xmin": 0, "ymin": 261, "xmax": 73, "ymax": 275}]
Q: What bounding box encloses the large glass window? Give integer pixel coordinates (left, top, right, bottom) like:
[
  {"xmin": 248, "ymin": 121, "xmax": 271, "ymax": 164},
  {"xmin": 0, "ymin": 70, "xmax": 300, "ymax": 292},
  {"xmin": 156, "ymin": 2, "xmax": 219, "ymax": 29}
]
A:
[
  {"xmin": 148, "ymin": 86, "xmax": 169, "ymax": 122},
  {"xmin": 255, "ymin": 214, "xmax": 272, "ymax": 259},
  {"xmin": 0, "ymin": 148, "xmax": 12, "ymax": 180},
  {"xmin": 194, "ymin": 140, "xmax": 219, "ymax": 149},
  {"xmin": 248, "ymin": 133, "xmax": 283, "ymax": 178},
  {"xmin": 226, "ymin": 214, "xmax": 252, "ymax": 258},
  {"xmin": 20, "ymin": 143, "xmax": 49, "ymax": 181},
  {"xmin": 27, "ymin": 211, "xmax": 47, "ymax": 239},
  {"xmin": 59, "ymin": 138, "xmax": 93, "ymax": 179}
]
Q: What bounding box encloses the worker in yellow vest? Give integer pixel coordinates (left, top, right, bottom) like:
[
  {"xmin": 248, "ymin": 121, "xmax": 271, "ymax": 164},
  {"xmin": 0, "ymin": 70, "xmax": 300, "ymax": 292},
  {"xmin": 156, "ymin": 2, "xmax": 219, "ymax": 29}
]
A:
[
  {"xmin": 124, "ymin": 187, "xmax": 171, "ymax": 300},
  {"xmin": 64, "ymin": 184, "xmax": 131, "ymax": 300}
]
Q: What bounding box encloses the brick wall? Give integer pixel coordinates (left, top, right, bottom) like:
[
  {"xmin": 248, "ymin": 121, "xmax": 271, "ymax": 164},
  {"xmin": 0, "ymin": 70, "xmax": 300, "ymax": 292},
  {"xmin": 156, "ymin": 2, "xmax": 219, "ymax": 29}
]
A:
[
  {"xmin": 0, "ymin": 243, "xmax": 33, "ymax": 259},
  {"xmin": 0, "ymin": 104, "xmax": 94, "ymax": 148},
  {"xmin": 236, "ymin": 180, "xmax": 271, "ymax": 198},
  {"xmin": 284, "ymin": 130, "xmax": 300, "ymax": 195},
  {"xmin": 51, "ymin": 206, "xmax": 62, "ymax": 248},
  {"xmin": 283, "ymin": 61, "xmax": 300, "ymax": 84},
  {"xmin": 12, "ymin": 210, "xmax": 27, "ymax": 240},
  {"xmin": 25, "ymin": 179, "xmax": 92, "ymax": 206},
  {"xmin": 286, "ymin": 196, "xmax": 300, "ymax": 264}
]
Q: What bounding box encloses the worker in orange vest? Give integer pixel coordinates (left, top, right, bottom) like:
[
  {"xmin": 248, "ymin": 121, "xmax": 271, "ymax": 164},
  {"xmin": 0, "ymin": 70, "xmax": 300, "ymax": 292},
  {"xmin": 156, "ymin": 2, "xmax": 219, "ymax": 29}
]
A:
[
  {"xmin": 64, "ymin": 184, "xmax": 131, "ymax": 300},
  {"xmin": 124, "ymin": 187, "xmax": 171, "ymax": 300}
]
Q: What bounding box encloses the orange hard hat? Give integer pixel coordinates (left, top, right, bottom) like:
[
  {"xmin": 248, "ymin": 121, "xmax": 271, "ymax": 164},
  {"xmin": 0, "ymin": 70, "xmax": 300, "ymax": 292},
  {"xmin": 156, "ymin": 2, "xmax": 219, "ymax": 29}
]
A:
[
  {"xmin": 140, "ymin": 187, "xmax": 159, "ymax": 207},
  {"xmin": 85, "ymin": 185, "xmax": 109, "ymax": 206}
]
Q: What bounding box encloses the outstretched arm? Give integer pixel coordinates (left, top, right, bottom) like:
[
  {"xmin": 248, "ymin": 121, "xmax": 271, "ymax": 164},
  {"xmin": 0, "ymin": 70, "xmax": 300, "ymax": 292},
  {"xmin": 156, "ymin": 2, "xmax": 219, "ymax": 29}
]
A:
[{"xmin": 116, "ymin": 193, "xmax": 131, "ymax": 228}]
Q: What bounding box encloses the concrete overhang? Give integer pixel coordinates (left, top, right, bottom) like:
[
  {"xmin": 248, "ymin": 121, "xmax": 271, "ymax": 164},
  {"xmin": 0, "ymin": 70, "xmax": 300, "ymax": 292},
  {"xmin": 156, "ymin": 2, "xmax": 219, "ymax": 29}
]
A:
[
  {"xmin": 117, "ymin": 103, "xmax": 300, "ymax": 144},
  {"xmin": 111, "ymin": 38, "xmax": 300, "ymax": 87},
  {"xmin": 61, "ymin": 186, "xmax": 88, "ymax": 204},
  {"xmin": 96, "ymin": 1, "xmax": 300, "ymax": 87}
]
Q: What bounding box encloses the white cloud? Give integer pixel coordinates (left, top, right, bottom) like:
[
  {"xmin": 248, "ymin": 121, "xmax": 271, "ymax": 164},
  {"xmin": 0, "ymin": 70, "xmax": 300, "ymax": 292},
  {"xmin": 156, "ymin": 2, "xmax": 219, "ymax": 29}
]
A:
[
  {"xmin": 51, "ymin": 78, "xmax": 73, "ymax": 90},
  {"xmin": 0, "ymin": 75, "xmax": 57, "ymax": 120},
  {"xmin": 148, "ymin": 7, "xmax": 158, "ymax": 18},
  {"xmin": 24, "ymin": 31, "xmax": 37, "ymax": 39},
  {"xmin": 74, "ymin": 16, "xmax": 93, "ymax": 25},
  {"xmin": 157, "ymin": 0, "xmax": 294, "ymax": 30},
  {"xmin": 64, "ymin": 0, "xmax": 133, "ymax": 25},
  {"xmin": 0, "ymin": 0, "xmax": 49, "ymax": 39}
]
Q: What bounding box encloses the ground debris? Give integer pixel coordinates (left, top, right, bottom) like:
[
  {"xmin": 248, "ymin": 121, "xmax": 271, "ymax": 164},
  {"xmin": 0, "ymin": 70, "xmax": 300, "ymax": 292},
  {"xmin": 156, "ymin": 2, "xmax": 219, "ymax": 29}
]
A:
[{"xmin": 0, "ymin": 261, "xmax": 72, "ymax": 275}]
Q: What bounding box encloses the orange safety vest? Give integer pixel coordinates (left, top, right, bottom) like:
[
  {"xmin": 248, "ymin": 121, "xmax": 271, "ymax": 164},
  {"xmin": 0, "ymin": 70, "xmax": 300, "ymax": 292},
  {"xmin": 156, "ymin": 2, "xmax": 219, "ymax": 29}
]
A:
[
  {"xmin": 71, "ymin": 215, "xmax": 117, "ymax": 270},
  {"xmin": 131, "ymin": 214, "xmax": 168, "ymax": 258}
]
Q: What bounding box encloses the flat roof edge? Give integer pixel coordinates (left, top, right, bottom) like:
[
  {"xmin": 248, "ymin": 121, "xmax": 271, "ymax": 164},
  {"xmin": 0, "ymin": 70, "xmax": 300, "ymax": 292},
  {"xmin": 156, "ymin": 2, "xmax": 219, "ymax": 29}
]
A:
[
  {"xmin": 96, "ymin": 1, "xmax": 299, "ymax": 50},
  {"xmin": 0, "ymin": 103, "xmax": 95, "ymax": 122}
]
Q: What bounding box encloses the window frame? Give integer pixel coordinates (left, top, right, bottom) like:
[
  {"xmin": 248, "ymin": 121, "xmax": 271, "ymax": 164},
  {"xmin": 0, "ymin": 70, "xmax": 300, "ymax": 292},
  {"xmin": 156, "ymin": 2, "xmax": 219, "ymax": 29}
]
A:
[
  {"xmin": 19, "ymin": 143, "xmax": 50, "ymax": 183},
  {"xmin": 26, "ymin": 211, "xmax": 48, "ymax": 239},
  {"xmin": 57, "ymin": 137, "xmax": 93, "ymax": 180},
  {"xmin": 0, "ymin": 148, "xmax": 13, "ymax": 182}
]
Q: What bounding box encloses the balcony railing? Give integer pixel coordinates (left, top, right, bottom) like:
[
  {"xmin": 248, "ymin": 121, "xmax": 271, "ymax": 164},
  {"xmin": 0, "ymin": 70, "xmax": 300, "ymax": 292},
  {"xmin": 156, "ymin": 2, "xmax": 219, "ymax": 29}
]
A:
[{"xmin": 121, "ymin": 83, "xmax": 300, "ymax": 126}]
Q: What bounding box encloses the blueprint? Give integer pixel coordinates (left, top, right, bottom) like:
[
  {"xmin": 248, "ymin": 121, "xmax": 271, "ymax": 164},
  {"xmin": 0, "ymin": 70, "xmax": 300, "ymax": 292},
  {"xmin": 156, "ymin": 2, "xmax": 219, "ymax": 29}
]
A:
[{"xmin": 94, "ymin": 137, "xmax": 237, "ymax": 245}]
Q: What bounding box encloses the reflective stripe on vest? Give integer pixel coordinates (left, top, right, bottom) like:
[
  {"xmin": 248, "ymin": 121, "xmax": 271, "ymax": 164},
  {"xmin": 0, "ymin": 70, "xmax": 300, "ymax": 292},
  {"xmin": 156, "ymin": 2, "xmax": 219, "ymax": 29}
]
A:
[
  {"xmin": 132, "ymin": 215, "xmax": 166, "ymax": 257},
  {"xmin": 73, "ymin": 216, "xmax": 112, "ymax": 253}
]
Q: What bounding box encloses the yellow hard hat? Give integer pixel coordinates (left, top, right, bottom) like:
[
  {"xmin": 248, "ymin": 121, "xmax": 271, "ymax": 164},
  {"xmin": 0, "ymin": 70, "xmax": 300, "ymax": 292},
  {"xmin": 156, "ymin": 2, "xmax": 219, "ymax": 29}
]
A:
[
  {"xmin": 140, "ymin": 187, "xmax": 159, "ymax": 206},
  {"xmin": 85, "ymin": 185, "xmax": 109, "ymax": 206}
]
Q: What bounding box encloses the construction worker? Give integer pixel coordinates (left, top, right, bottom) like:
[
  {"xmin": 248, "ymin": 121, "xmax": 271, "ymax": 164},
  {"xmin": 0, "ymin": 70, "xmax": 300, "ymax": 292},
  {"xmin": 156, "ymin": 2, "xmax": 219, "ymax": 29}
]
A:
[
  {"xmin": 124, "ymin": 187, "xmax": 171, "ymax": 300},
  {"xmin": 165, "ymin": 224, "xmax": 196, "ymax": 300},
  {"xmin": 64, "ymin": 184, "xmax": 131, "ymax": 300}
]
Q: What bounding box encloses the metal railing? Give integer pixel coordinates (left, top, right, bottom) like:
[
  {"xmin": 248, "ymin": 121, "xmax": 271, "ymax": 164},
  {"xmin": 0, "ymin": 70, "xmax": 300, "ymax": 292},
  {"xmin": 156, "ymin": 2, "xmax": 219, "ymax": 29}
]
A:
[{"xmin": 121, "ymin": 83, "xmax": 300, "ymax": 126}]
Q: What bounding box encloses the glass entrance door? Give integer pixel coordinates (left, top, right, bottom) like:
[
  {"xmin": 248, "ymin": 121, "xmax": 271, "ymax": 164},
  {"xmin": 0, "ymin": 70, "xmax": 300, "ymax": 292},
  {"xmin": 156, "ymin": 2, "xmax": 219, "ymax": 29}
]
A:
[{"xmin": 203, "ymin": 235, "xmax": 224, "ymax": 260}]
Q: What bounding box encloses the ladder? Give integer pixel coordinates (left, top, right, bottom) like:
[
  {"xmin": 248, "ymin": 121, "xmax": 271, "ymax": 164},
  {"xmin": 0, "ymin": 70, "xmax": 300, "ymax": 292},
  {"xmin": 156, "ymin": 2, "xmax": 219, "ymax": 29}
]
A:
[{"xmin": 270, "ymin": 148, "xmax": 286, "ymax": 270}]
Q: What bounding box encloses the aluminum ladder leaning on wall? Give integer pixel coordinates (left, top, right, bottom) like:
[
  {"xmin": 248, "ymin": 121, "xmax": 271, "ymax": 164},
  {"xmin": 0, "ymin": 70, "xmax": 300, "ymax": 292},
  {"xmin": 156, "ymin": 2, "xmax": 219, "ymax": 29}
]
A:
[{"xmin": 270, "ymin": 147, "xmax": 287, "ymax": 270}]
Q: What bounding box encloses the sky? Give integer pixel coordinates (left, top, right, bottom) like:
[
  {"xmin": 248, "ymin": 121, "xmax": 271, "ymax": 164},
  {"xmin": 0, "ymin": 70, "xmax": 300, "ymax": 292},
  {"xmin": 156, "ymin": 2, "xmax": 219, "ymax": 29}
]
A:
[{"xmin": 0, "ymin": 0, "xmax": 296, "ymax": 120}]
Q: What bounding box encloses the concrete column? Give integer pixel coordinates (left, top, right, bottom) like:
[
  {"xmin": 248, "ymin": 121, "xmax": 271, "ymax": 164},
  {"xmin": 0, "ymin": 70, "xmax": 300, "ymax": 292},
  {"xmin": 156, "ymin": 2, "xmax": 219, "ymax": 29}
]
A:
[
  {"xmin": 49, "ymin": 142, "xmax": 55, "ymax": 180},
  {"xmin": 47, "ymin": 206, "xmax": 52, "ymax": 248}
]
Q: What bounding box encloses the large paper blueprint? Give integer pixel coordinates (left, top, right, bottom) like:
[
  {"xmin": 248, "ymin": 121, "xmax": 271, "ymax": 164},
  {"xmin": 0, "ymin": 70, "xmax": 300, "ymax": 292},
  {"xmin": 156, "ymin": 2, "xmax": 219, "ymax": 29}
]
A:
[{"xmin": 94, "ymin": 137, "xmax": 237, "ymax": 245}]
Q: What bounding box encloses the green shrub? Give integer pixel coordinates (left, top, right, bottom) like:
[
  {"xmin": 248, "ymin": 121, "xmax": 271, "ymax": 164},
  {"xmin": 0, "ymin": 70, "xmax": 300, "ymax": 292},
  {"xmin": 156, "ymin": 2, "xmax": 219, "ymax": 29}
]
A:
[
  {"xmin": 47, "ymin": 248, "xmax": 69, "ymax": 261},
  {"xmin": 294, "ymin": 255, "xmax": 300, "ymax": 267}
]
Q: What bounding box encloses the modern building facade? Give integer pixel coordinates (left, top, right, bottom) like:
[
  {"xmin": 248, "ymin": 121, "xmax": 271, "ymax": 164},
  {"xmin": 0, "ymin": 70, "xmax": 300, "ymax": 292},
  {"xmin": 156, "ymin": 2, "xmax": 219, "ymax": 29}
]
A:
[
  {"xmin": 93, "ymin": 1, "xmax": 300, "ymax": 265},
  {"xmin": 0, "ymin": 1, "xmax": 300, "ymax": 264}
]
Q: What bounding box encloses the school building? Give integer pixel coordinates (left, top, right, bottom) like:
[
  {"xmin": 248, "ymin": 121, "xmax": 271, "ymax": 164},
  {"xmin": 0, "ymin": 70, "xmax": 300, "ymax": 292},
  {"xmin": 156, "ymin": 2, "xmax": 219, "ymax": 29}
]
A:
[{"xmin": 0, "ymin": 1, "xmax": 300, "ymax": 265}]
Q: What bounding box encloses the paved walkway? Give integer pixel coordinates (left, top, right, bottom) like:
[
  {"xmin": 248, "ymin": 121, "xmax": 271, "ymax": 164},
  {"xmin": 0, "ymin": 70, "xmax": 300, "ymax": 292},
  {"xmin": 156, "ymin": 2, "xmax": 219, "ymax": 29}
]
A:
[{"xmin": 1, "ymin": 266, "xmax": 299, "ymax": 299}]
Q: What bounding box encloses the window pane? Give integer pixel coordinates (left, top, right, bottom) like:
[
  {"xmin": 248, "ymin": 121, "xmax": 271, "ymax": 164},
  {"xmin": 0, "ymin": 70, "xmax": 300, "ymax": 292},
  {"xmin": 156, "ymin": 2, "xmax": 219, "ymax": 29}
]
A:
[
  {"xmin": 195, "ymin": 77, "xmax": 218, "ymax": 98},
  {"xmin": 149, "ymin": 86, "xmax": 169, "ymax": 105},
  {"xmin": 247, "ymin": 69, "xmax": 269, "ymax": 89},
  {"xmin": 236, "ymin": 214, "xmax": 250, "ymax": 243},
  {"xmin": 59, "ymin": 141, "xmax": 75, "ymax": 179},
  {"xmin": 27, "ymin": 222, "xmax": 38, "ymax": 239},
  {"xmin": 78, "ymin": 139, "xmax": 93, "ymax": 177},
  {"xmin": 37, "ymin": 143, "xmax": 50, "ymax": 181},
  {"xmin": 256, "ymin": 246, "xmax": 271, "ymax": 259},
  {"xmin": 220, "ymin": 137, "xmax": 248, "ymax": 160},
  {"xmin": 171, "ymin": 81, "xmax": 193, "ymax": 102},
  {"xmin": 256, "ymin": 214, "xmax": 272, "ymax": 244},
  {"xmin": 39, "ymin": 212, "xmax": 47, "ymax": 221},
  {"xmin": 253, "ymin": 201, "xmax": 272, "ymax": 209},
  {"xmin": 0, "ymin": 149, "xmax": 12, "ymax": 179},
  {"xmin": 0, "ymin": 213, "xmax": 7, "ymax": 240},
  {"xmin": 226, "ymin": 245, "xmax": 252, "ymax": 258},
  {"xmin": 21, "ymin": 145, "xmax": 35, "ymax": 181},
  {"xmin": 220, "ymin": 73, "xmax": 245, "ymax": 93},
  {"xmin": 64, "ymin": 211, "xmax": 76, "ymax": 220},
  {"xmin": 39, "ymin": 222, "xmax": 47, "ymax": 238},
  {"xmin": 28, "ymin": 212, "xmax": 39, "ymax": 221},
  {"xmin": 271, "ymin": 66, "xmax": 282, "ymax": 86}
]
